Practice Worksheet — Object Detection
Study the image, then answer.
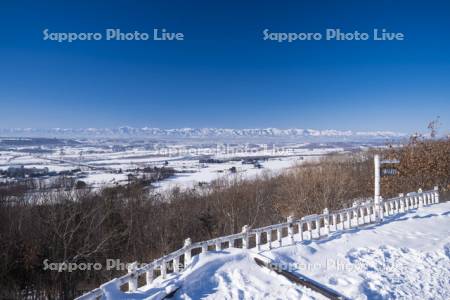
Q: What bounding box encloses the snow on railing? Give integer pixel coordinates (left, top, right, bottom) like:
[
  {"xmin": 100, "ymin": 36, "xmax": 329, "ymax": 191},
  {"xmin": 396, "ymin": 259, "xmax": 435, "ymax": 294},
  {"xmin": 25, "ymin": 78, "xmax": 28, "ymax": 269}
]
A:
[{"xmin": 76, "ymin": 186, "xmax": 439, "ymax": 300}]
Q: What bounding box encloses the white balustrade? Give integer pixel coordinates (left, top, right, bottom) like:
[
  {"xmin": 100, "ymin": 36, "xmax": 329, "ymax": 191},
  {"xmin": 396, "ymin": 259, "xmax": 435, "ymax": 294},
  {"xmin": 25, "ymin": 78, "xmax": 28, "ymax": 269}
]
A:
[{"xmin": 77, "ymin": 188, "xmax": 440, "ymax": 300}]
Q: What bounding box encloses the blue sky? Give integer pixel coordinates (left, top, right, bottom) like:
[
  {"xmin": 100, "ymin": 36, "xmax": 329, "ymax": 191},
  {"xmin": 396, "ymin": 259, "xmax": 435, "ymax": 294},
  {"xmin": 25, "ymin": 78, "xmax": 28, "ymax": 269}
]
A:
[{"xmin": 0, "ymin": 0, "xmax": 449, "ymax": 133}]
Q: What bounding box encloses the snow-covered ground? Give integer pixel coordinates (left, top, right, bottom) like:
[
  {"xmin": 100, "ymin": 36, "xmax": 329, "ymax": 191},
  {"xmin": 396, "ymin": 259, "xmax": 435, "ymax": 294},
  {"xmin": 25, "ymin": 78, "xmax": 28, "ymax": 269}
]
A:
[
  {"xmin": 0, "ymin": 139, "xmax": 342, "ymax": 190},
  {"xmin": 128, "ymin": 201, "xmax": 450, "ymax": 299}
]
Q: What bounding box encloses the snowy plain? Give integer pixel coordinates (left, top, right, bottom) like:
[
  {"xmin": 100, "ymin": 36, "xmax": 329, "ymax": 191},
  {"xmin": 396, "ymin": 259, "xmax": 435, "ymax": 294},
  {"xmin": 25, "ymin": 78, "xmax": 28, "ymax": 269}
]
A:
[{"xmin": 0, "ymin": 138, "xmax": 345, "ymax": 190}]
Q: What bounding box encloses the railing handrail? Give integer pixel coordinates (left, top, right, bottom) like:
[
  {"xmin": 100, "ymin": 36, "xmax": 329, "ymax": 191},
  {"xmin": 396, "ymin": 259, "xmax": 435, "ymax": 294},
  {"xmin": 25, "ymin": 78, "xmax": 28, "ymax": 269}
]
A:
[{"xmin": 76, "ymin": 187, "xmax": 439, "ymax": 300}]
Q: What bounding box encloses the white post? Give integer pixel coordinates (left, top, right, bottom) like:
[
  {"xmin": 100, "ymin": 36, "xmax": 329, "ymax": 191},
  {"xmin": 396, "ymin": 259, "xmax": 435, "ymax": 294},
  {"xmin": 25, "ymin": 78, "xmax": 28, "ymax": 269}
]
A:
[
  {"xmin": 255, "ymin": 232, "xmax": 261, "ymax": 251},
  {"xmin": 184, "ymin": 238, "xmax": 192, "ymax": 266},
  {"xmin": 173, "ymin": 256, "xmax": 180, "ymax": 273},
  {"xmin": 399, "ymin": 193, "xmax": 405, "ymax": 212},
  {"xmin": 314, "ymin": 219, "xmax": 320, "ymax": 238},
  {"xmin": 242, "ymin": 225, "xmax": 250, "ymax": 249},
  {"xmin": 160, "ymin": 259, "xmax": 167, "ymax": 279},
  {"xmin": 346, "ymin": 211, "xmax": 351, "ymax": 228},
  {"xmin": 332, "ymin": 214, "xmax": 337, "ymax": 231},
  {"xmin": 277, "ymin": 227, "xmax": 282, "ymax": 246},
  {"xmin": 359, "ymin": 207, "xmax": 365, "ymax": 224},
  {"xmin": 323, "ymin": 208, "xmax": 330, "ymax": 235},
  {"xmin": 434, "ymin": 186, "xmax": 439, "ymax": 203},
  {"xmin": 374, "ymin": 154, "xmax": 383, "ymax": 221},
  {"xmin": 127, "ymin": 262, "xmax": 138, "ymax": 292},
  {"xmin": 352, "ymin": 205, "xmax": 359, "ymax": 226},
  {"xmin": 307, "ymin": 221, "xmax": 312, "ymax": 239},
  {"xmin": 266, "ymin": 231, "xmax": 272, "ymax": 249},
  {"xmin": 201, "ymin": 243, "xmax": 208, "ymax": 253},
  {"xmin": 145, "ymin": 267, "xmax": 154, "ymax": 285},
  {"xmin": 287, "ymin": 216, "xmax": 295, "ymax": 245},
  {"xmin": 215, "ymin": 241, "xmax": 222, "ymax": 251},
  {"xmin": 298, "ymin": 222, "xmax": 304, "ymax": 241},
  {"xmin": 418, "ymin": 188, "xmax": 424, "ymax": 208}
]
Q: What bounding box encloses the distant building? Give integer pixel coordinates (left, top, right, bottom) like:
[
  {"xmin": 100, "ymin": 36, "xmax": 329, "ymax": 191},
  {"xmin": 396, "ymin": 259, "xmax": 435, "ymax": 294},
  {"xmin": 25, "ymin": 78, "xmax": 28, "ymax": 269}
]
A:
[
  {"xmin": 7, "ymin": 165, "xmax": 49, "ymax": 178},
  {"xmin": 6, "ymin": 165, "xmax": 25, "ymax": 177},
  {"xmin": 199, "ymin": 158, "xmax": 224, "ymax": 164}
]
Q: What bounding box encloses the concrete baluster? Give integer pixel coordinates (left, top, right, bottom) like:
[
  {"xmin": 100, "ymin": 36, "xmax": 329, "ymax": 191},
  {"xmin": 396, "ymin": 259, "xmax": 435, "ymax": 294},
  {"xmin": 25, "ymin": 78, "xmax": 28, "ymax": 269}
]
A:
[
  {"xmin": 323, "ymin": 208, "xmax": 330, "ymax": 235},
  {"xmin": 277, "ymin": 227, "xmax": 283, "ymax": 246},
  {"xmin": 314, "ymin": 219, "xmax": 320, "ymax": 238},
  {"xmin": 359, "ymin": 207, "xmax": 365, "ymax": 224},
  {"xmin": 399, "ymin": 193, "xmax": 404, "ymax": 212},
  {"xmin": 287, "ymin": 216, "xmax": 295, "ymax": 245},
  {"xmin": 346, "ymin": 211, "xmax": 351, "ymax": 228},
  {"xmin": 307, "ymin": 221, "xmax": 312, "ymax": 239},
  {"xmin": 127, "ymin": 262, "xmax": 138, "ymax": 292},
  {"xmin": 242, "ymin": 225, "xmax": 250, "ymax": 249},
  {"xmin": 298, "ymin": 222, "xmax": 304, "ymax": 241},
  {"xmin": 145, "ymin": 266, "xmax": 154, "ymax": 285},
  {"xmin": 418, "ymin": 188, "xmax": 423, "ymax": 208},
  {"xmin": 434, "ymin": 186, "xmax": 439, "ymax": 203},
  {"xmin": 255, "ymin": 232, "xmax": 261, "ymax": 251},
  {"xmin": 215, "ymin": 241, "xmax": 222, "ymax": 251},
  {"xmin": 173, "ymin": 256, "xmax": 180, "ymax": 273},
  {"xmin": 266, "ymin": 230, "xmax": 272, "ymax": 249},
  {"xmin": 332, "ymin": 214, "xmax": 337, "ymax": 231},
  {"xmin": 160, "ymin": 259, "xmax": 167, "ymax": 279}
]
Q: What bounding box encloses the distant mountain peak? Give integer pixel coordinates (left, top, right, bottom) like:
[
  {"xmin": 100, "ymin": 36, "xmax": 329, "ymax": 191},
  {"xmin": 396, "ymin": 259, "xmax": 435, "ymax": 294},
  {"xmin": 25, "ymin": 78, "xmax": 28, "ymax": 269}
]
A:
[{"xmin": 0, "ymin": 127, "xmax": 406, "ymax": 140}]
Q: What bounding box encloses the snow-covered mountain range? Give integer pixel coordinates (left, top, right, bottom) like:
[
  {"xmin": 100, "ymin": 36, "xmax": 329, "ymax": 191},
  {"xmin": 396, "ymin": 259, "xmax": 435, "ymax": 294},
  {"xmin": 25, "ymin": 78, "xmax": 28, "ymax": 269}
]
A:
[{"xmin": 0, "ymin": 127, "xmax": 406, "ymax": 139}]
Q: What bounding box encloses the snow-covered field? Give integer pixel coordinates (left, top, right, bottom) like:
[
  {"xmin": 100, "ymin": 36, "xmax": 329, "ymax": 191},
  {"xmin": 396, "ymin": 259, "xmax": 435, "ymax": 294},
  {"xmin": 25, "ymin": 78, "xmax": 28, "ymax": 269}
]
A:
[
  {"xmin": 0, "ymin": 138, "xmax": 350, "ymax": 190},
  {"xmin": 132, "ymin": 201, "xmax": 450, "ymax": 299}
]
